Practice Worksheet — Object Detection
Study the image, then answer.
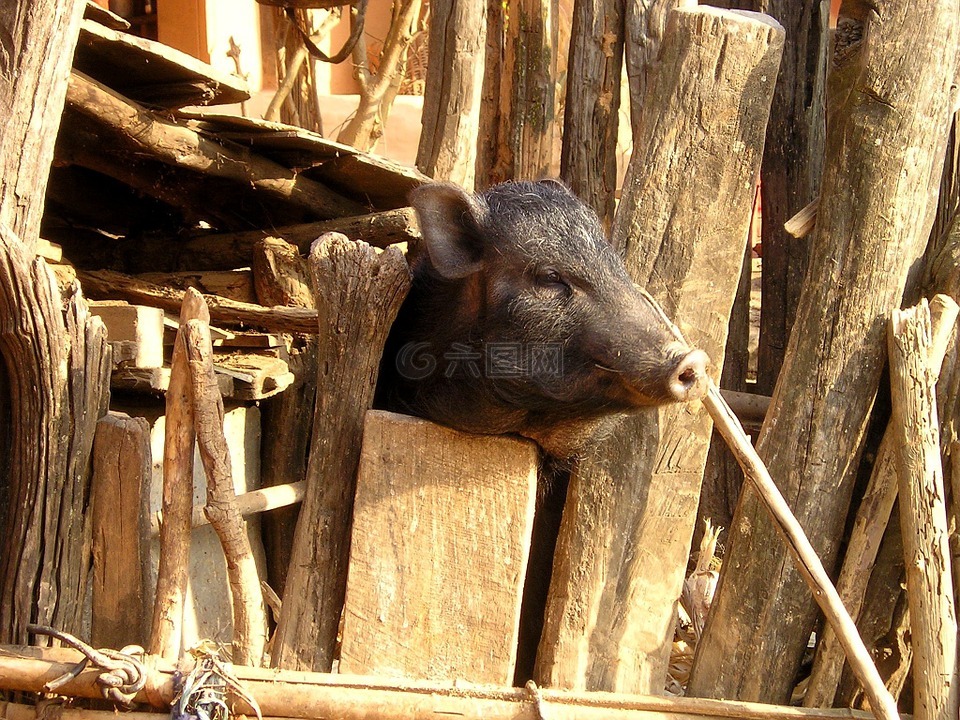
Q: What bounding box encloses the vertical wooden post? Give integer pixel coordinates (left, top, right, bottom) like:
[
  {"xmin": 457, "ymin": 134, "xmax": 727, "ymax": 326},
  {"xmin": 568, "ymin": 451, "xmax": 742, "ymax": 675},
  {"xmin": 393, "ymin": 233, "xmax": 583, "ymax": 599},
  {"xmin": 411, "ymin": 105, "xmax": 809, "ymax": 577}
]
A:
[
  {"xmin": 271, "ymin": 235, "xmax": 410, "ymax": 672},
  {"xmin": 689, "ymin": 0, "xmax": 960, "ymax": 703},
  {"xmin": 560, "ymin": 0, "xmax": 624, "ymax": 231},
  {"xmin": 888, "ymin": 302, "xmax": 959, "ymax": 720},
  {"xmin": 416, "ymin": 0, "xmax": 487, "ymax": 190},
  {"xmin": 535, "ymin": 7, "xmax": 783, "ymax": 694},
  {"xmin": 91, "ymin": 412, "xmax": 152, "ymax": 649}
]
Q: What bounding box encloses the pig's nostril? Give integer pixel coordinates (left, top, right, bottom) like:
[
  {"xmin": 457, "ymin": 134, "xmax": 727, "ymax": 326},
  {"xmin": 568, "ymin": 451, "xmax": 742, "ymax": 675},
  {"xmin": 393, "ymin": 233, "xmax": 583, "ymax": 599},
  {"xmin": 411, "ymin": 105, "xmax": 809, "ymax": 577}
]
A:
[{"xmin": 669, "ymin": 349, "xmax": 709, "ymax": 401}]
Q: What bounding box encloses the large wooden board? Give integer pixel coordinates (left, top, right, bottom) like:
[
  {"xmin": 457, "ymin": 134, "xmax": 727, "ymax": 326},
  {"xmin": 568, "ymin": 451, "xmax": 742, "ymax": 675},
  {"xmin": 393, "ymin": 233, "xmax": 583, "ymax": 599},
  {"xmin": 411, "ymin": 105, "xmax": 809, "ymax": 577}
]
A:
[{"xmin": 339, "ymin": 411, "xmax": 538, "ymax": 684}]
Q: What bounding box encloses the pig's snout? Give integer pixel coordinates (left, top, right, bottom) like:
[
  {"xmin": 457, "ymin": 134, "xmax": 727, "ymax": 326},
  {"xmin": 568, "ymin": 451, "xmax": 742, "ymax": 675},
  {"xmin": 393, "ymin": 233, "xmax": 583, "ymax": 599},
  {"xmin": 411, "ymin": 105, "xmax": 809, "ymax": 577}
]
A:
[{"xmin": 667, "ymin": 348, "xmax": 709, "ymax": 402}]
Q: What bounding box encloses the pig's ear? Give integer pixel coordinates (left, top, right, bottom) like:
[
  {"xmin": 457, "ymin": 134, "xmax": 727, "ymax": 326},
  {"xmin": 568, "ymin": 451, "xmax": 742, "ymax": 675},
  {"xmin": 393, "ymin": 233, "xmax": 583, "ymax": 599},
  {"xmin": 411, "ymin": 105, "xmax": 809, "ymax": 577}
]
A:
[{"xmin": 410, "ymin": 183, "xmax": 488, "ymax": 279}]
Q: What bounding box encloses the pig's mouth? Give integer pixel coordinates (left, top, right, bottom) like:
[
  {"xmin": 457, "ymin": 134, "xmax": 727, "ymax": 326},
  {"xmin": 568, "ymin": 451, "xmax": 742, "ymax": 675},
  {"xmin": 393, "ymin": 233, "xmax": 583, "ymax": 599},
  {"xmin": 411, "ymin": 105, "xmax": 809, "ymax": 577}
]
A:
[{"xmin": 603, "ymin": 347, "xmax": 710, "ymax": 406}]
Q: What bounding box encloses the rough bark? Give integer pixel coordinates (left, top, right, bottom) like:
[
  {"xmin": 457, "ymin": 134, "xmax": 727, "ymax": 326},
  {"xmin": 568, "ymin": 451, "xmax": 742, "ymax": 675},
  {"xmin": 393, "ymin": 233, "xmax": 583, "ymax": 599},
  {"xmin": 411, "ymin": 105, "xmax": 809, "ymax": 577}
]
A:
[
  {"xmin": 688, "ymin": 0, "xmax": 960, "ymax": 703},
  {"xmin": 888, "ymin": 302, "xmax": 959, "ymax": 720},
  {"xmin": 0, "ymin": 0, "xmax": 85, "ymax": 251},
  {"xmin": 337, "ymin": 0, "xmax": 423, "ymax": 151},
  {"xmin": 146, "ymin": 290, "xmax": 206, "ymax": 661},
  {"xmin": 416, "ymin": 0, "xmax": 486, "ymax": 190},
  {"xmin": 534, "ymin": 8, "xmax": 783, "ymax": 694},
  {"xmin": 475, "ymin": 0, "xmax": 558, "ymax": 185},
  {"xmin": 271, "ymin": 234, "xmax": 410, "ymax": 671},
  {"xmin": 560, "ymin": 0, "xmax": 623, "ymax": 230}
]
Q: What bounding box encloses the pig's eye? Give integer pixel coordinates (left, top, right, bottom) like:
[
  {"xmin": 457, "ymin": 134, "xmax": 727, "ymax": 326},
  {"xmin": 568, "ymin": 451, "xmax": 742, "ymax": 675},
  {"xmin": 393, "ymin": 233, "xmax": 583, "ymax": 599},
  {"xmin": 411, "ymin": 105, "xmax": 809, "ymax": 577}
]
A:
[{"xmin": 535, "ymin": 268, "xmax": 570, "ymax": 294}]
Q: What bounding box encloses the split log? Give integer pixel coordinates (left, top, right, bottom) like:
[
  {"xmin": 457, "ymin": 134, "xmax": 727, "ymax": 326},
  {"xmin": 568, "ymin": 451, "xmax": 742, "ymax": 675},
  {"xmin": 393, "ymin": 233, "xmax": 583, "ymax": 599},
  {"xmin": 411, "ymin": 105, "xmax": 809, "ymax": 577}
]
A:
[
  {"xmin": 804, "ymin": 294, "xmax": 959, "ymax": 708},
  {"xmin": 0, "ymin": 646, "xmax": 884, "ymax": 720},
  {"xmin": 63, "ymin": 71, "xmax": 365, "ymax": 221},
  {"xmin": 0, "ymin": 0, "xmax": 85, "ymax": 250},
  {"xmin": 183, "ymin": 316, "xmax": 267, "ymax": 667},
  {"xmin": 560, "ymin": 0, "xmax": 623, "ymax": 230},
  {"xmin": 888, "ymin": 301, "xmax": 959, "ymax": 720},
  {"xmin": 688, "ymin": 0, "xmax": 960, "ymax": 703},
  {"xmin": 146, "ymin": 290, "xmax": 206, "ymax": 661},
  {"xmin": 76, "ymin": 269, "xmax": 319, "ymax": 334},
  {"xmin": 271, "ymin": 234, "xmax": 410, "ymax": 671},
  {"xmin": 339, "ymin": 411, "xmax": 537, "ymax": 683},
  {"xmin": 535, "ymin": 8, "xmax": 783, "ymax": 694},
  {"xmin": 416, "ymin": 0, "xmax": 486, "ymax": 190},
  {"xmin": 475, "ymin": 0, "xmax": 557, "ymax": 185},
  {"xmin": 754, "ymin": 0, "xmax": 827, "ymax": 394},
  {"xmin": 91, "ymin": 412, "xmax": 151, "ymax": 649}
]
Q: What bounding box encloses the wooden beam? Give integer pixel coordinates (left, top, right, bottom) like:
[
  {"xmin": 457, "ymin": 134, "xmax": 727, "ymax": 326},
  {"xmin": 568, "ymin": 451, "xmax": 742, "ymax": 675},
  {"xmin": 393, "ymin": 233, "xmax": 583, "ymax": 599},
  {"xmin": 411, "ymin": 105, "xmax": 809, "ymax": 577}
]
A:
[
  {"xmin": 0, "ymin": 648, "xmax": 884, "ymax": 720},
  {"xmin": 77, "ymin": 268, "xmax": 319, "ymax": 334}
]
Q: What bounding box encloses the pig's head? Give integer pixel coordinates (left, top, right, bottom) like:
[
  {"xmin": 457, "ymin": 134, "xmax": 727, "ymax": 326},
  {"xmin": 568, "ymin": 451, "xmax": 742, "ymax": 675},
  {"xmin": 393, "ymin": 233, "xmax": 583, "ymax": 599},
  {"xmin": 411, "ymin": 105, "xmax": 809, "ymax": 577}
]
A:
[{"xmin": 390, "ymin": 179, "xmax": 709, "ymax": 457}]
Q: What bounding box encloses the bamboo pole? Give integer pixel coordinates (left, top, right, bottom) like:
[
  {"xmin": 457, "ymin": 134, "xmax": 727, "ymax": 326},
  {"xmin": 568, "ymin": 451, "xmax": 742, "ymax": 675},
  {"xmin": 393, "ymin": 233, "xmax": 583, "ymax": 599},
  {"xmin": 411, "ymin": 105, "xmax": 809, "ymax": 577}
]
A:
[{"xmin": 0, "ymin": 647, "xmax": 882, "ymax": 720}]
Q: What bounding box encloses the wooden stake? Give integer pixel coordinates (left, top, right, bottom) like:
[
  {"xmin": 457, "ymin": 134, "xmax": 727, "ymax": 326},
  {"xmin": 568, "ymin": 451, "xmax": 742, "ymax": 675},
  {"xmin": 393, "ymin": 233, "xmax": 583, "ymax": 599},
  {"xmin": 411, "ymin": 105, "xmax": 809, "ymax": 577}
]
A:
[
  {"xmin": 804, "ymin": 294, "xmax": 959, "ymax": 708},
  {"xmin": 182, "ymin": 315, "xmax": 267, "ymax": 667},
  {"xmin": 888, "ymin": 301, "xmax": 959, "ymax": 720},
  {"xmin": 77, "ymin": 269, "xmax": 319, "ymax": 334},
  {"xmin": 146, "ymin": 290, "xmax": 206, "ymax": 661},
  {"xmin": 271, "ymin": 234, "xmax": 410, "ymax": 671}
]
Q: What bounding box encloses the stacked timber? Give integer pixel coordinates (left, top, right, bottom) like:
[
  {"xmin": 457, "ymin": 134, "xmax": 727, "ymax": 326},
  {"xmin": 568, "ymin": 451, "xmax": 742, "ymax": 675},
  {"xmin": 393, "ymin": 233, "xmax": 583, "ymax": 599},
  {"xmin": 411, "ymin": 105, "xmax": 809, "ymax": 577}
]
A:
[{"xmin": 31, "ymin": 2, "xmax": 428, "ymax": 661}]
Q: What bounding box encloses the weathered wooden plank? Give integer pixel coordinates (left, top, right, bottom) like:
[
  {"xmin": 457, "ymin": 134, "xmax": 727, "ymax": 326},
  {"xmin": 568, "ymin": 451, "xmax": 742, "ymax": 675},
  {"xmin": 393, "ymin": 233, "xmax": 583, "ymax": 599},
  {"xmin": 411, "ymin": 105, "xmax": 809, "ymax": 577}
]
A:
[
  {"xmin": 339, "ymin": 411, "xmax": 537, "ymax": 683},
  {"xmin": 91, "ymin": 412, "xmax": 151, "ymax": 649},
  {"xmin": 74, "ymin": 18, "xmax": 249, "ymax": 108}
]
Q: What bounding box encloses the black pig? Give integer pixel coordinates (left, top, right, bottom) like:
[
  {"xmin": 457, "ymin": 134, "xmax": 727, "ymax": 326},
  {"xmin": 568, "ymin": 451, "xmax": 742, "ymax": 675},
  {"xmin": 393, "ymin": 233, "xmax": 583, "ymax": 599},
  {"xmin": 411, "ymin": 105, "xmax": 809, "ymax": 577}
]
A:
[{"xmin": 384, "ymin": 179, "xmax": 709, "ymax": 459}]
